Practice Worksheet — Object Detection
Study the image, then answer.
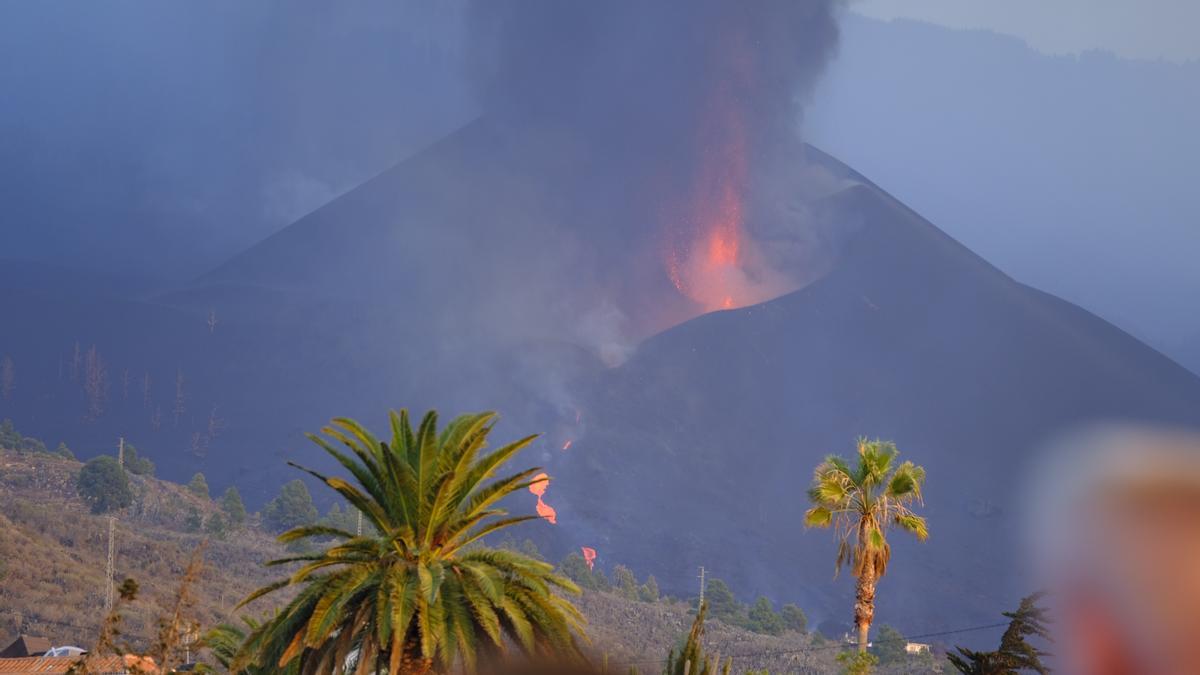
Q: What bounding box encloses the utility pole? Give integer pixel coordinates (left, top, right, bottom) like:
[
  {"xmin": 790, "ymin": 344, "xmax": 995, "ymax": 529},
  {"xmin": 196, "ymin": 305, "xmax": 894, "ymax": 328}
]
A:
[
  {"xmin": 698, "ymin": 566, "xmax": 706, "ymax": 605},
  {"xmin": 117, "ymin": 436, "xmax": 125, "ymax": 468},
  {"xmin": 104, "ymin": 516, "xmax": 116, "ymax": 612}
]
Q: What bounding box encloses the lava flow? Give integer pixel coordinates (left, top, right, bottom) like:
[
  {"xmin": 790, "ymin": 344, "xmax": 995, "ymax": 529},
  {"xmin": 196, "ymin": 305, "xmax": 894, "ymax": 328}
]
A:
[{"xmin": 529, "ymin": 472, "xmax": 557, "ymax": 524}]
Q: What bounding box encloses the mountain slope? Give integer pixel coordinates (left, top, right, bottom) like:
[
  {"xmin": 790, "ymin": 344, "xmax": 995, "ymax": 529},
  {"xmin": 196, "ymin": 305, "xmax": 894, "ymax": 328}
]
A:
[
  {"xmin": 4, "ymin": 120, "xmax": 1199, "ymax": 635},
  {"xmin": 555, "ymin": 149, "xmax": 1200, "ymax": 632}
]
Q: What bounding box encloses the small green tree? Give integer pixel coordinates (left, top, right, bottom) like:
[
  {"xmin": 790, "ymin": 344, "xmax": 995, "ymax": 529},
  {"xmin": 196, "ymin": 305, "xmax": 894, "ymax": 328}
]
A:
[
  {"xmin": 781, "ymin": 603, "xmax": 807, "ymax": 633},
  {"xmin": 639, "ymin": 575, "xmax": 661, "ymax": 602},
  {"xmin": 702, "ymin": 578, "xmax": 744, "ymax": 626},
  {"xmin": 747, "ymin": 596, "xmax": 785, "ymax": 635},
  {"xmin": 261, "ymin": 478, "xmax": 317, "ymax": 533},
  {"xmin": 53, "ymin": 442, "xmax": 76, "ymax": 460},
  {"xmin": 592, "ymin": 568, "xmax": 612, "ymax": 591},
  {"xmin": 122, "ymin": 444, "xmax": 155, "ymax": 476},
  {"xmin": 0, "ymin": 419, "xmax": 20, "ymax": 449},
  {"xmin": 77, "ymin": 455, "xmax": 134, "ymax": 513},
  {"xmin": 318, "ymin": 502, "xmax": 357, "ymax": 532},
  {"xmin": 614, "ymin": 564, "xmax": 640, "ymax": 601},
  {"xmin": 219, "ymin": 486, "xmax": 247, "ymax": 528},
  {"xmin": 871, "ymin": 625, "xmax": 907, "ymax": 665},
  {"xmin": 205, "ymin": 511, "xmax": 230, "ymax": 539},
  {"xmin": 187, "ymin": 472, "xmax": 210, "ymax": 499},
  {"xmin": 185, "ymin": 506, "xmax": 203, "ymax": 532},
  {"xmin": 20, "ymin": 436, "xmax": 46, "ymax": 455},
  {"xmin": 836, "ymin": 650, "xmax": 878, "ymax": 675},
  {"xmin": 558, "ymin": 552, "xmax": 598, "ymax": 590}
]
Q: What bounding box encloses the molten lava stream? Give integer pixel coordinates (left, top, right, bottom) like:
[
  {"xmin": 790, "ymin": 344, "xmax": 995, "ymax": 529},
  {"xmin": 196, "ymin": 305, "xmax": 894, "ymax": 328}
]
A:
[{"xmin": 529, "ymin": 472, "xmax": 557, "ymax": 524}]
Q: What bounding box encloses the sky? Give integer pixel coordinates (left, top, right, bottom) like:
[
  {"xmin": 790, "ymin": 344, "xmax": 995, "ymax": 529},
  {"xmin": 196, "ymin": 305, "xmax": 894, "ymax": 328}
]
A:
[{"xmin": 852, "ymin": 0, "xmax": 1200, "ymax": 62}]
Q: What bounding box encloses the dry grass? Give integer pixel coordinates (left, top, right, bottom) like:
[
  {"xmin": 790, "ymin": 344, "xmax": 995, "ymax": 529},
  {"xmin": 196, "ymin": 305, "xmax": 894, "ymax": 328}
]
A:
[{"xmin": 0, "ymin": 450, "xmax": 285, "ymax": 649}]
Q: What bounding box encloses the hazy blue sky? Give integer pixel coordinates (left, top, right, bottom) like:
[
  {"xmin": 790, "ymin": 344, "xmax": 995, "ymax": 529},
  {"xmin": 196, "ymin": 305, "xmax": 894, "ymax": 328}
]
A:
[{"xmin": 853, "ymin": 0, "xmax": 1200, "ymax": 62}]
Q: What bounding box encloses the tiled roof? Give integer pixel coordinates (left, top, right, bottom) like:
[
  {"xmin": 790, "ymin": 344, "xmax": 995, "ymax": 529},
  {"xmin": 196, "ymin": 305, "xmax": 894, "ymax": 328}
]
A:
[
  {"xmin": 0, "ymin": 636, "xmax": 52, "ymax": 659},
  {"xmin": 0, "ymin": 655, "xmax": 126, "ymax": 673}
]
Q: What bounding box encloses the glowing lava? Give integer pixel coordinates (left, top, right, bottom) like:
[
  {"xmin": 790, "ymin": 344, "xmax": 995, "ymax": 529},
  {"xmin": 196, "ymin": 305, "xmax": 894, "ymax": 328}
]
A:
[
  {"xmin": 529, "ymin": 473, "xmax": 557, "ymax": 524},
  {"xmin": 581, "ymin": 546, "xmax": 597, "ymax": 570},
  {"xmin": 562, "ymin": 439, "xmax": 573, "ymax": 451},
  {"xmin": 662, "ymin": 32, "xmax": 753, "ymax": 312}
]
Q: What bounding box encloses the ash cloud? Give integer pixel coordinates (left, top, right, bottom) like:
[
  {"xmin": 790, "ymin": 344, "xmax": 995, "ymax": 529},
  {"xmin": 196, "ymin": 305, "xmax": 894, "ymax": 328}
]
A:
[
  {"xmin": 462, "ymin": 0, "xmax": 847, "ymax": 337},
  {"xmin": 465, "ymin": 0, "xmax": 841, "ymax": 153}
]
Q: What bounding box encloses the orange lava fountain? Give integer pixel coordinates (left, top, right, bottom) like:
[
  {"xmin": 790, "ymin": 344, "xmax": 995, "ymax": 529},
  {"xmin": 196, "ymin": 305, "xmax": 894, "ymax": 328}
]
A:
[
  {"xmin": 665, "ymin": 34, "xmax": 753, "ymax": 313},
  {"xmin": 581, "ymin": 546, "xmax": 597, "ymax": 570}
]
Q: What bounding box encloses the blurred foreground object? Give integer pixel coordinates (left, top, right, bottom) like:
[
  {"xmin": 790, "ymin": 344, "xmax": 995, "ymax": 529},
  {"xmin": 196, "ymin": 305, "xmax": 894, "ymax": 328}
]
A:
[{"xmin": 1031, "ymin": 427, "xmax": 1200, "ymax": 674}]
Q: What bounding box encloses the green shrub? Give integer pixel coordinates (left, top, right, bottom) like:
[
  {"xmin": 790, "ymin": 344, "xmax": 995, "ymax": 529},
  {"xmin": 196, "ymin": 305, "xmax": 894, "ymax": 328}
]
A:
[
  {"xmin": 77, "ymin": 455, "xmax": 133, "ymax": 514},
  {"xmin": 53, "ymin": 443, "xmax": 75, "ymax": 460},
  {"xmin": 747, "ymin": 596, "xmax": 785, "ymax": 635},
  {"xmin": 780, "ymin": 603, "xmax": 807, "ymax": 634}
]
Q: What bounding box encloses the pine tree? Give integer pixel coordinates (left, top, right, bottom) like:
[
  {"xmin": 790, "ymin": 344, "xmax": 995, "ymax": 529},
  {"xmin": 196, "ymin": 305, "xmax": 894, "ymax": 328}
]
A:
[
  {"xmin": 781, "ymin": 603, "xmax": 807, "ymax": 633},
  {"xmin": 219, "ymin": 486, "xmax": 247, "ymax": 528},
  {"xmin": 187, "ymin": 472, "xmax": 210, "ymax": 499},
  {"xmin": 261, "ymin": 479, "xmax": 317, "ymax": 533},
  {"xmin": 614, "ymin": 564, "xmax": 640, "ymax": 601},
  {"xmin": 639, "ymin": 575, "xmax": 661, "ymax": 602}
]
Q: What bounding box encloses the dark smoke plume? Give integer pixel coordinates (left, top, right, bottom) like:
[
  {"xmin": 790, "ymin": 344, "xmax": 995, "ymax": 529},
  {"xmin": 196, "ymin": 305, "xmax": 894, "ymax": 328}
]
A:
[
  {"xmin": 466, "ymin": 0, "xmax": 840, "ymax": 162},
  {"xmin": 463, "ymin": 0, "xmax": 847, "ymax": 343}
]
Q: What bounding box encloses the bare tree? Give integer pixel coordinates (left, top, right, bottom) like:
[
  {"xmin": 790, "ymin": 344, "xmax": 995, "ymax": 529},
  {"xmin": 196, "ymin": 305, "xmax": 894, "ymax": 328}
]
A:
[
  {"xmin": 206, "ymin": 308, "xmax": 218, "ymax": 334},
  {"xmin": 1, "ymin": 355, "xmax": 13, "ymax": 401},
  {"xmin": 189, "ymin": 431, "xmax": 205, "ymax": 458},
  {"xmin": 173, "ymin": 370, "xmax": 185, "ymax": 426},
  {"xmin": 71, "ymin": 340, "xmax": 82, "ymax": 382},
  {"xmin": 206, "ymin": 406, "xmax": 224, "ymax": 443},
  {"xmin": 84, "ymin": 345, "xmax": 109, "ymax": 421},
  {"xmin": 142, "ymin": 372, "xmax": 152, "ymax": 409}
]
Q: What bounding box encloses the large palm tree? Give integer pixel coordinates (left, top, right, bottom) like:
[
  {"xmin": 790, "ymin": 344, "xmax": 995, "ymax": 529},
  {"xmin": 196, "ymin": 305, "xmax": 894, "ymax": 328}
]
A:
[
  {"xmin": 804, "ymin": 439, "xmax": 928, "ymax": 653},
  {"xmin": 236, "ymin": 409, "xmax": 586, "ymax": 674}
]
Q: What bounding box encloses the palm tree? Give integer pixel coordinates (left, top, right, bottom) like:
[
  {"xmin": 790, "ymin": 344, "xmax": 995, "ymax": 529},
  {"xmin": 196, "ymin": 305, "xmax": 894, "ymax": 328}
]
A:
[
  {"xmin": 204, "ymin": 619, "xmax": 298, "ymax": 675},
  {"xmin": 804, "ymin": 438, "xmax": 928, "ymax": 653},
  {"xmin": 236, "ymin": 409, "xmax": 587, "ymax": 674}
]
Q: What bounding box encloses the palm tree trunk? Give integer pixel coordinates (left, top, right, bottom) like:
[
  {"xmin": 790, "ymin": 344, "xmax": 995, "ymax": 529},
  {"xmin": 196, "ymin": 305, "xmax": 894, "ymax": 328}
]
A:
[{"xmin": 854, "ymin": 567, "xmax": 877, "ymax": 653}]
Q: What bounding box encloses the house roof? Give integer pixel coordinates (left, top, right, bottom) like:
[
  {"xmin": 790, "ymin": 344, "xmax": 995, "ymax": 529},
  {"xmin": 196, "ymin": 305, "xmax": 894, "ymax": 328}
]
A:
[
  {"xmin": 0, "ymin": 655, "xmax": 126, "ymax": 673},
  {"xmin": 0, "ymin": 636, "xmax": 51, "ymax": 659}
]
